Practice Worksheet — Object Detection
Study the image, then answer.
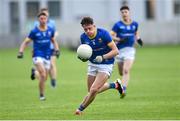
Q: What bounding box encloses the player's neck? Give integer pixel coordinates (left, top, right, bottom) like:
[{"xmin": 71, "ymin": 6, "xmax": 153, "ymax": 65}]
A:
[
  {"xmin": 39, "ymin": 24, "xmax": 47, "ymax": 31},
  {"xmin": 122, "ymin": 18, "xmax": 132, "ymax": 25},
  {"xmin": 88, "ymin": 29, "xmax": 97, "ymax": 39}
]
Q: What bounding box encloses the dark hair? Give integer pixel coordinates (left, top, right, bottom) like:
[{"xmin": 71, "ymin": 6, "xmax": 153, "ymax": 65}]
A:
[
  {"xmin": 37, "ymin": 12, "xmax": 47, "ymax": 18},
  {"xmin": 40, "ymin": 8, "xmax": 48, "ymax": 12},
  {"xmin": 120, "ymin": 5, "xmax": 130, "ymax": 11},
  {"xmin": 81, "ymin": 17, "xmax": 94, "ymax": 26}
]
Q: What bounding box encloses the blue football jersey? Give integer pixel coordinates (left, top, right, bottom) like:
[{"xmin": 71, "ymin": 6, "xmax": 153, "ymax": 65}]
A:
[
  {"xmin": 34, "ymin": 19, "xmax": 56, "ymax": 50},
  {"xmin": 28, "ymin": 26, "xmax": 55, "ymax": 60},
  {"xmin": 80, "ymin": 28, "xmax": 114, "ymax": 64},
  {"xmin": 112, "ymin": 20, "xmax": 138, "ymax": 49}
]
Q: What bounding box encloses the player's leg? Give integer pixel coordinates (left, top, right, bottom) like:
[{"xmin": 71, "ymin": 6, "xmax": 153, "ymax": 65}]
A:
[
  {"xmin": 75, "ymin": 72, "xmax": 108, "ymax": 115},
  {"xmin": 92, "ymin": 63, "xmax": 122, "ymax": 95},
  {"xmin": 76, "ymin": 65, "xmax": 96, "ymax": 112},
  {"xmin": 35, "ymin": 62, "xmax": 48, "ymax": 100},
  {"xmin": 31, "ymin": 68, "xmax": 36, "ymax": 80},
  {"xmin": 30, "ymin": 50, "xmax": 36, "ymax": 80},
  {"xmin": 34, "ymin": 69, "xmax": 40, "ymax": 80},
  {"xmin": 97, "ymin": 82, "xmax": 109, "ymax": 93},
  {"xmin": 30, "ymin": 66, "xmax": 41, "ymax": 80},
  {"xmin": 78, "ymin": 75, "xmax": 96, "ymax": 111},
  {"xmin": 122, "ymin": 59, "xmax": 134, "ymax": 89},
  {"xmin": 117, "ymin": 61, "xmax": 124, "ymax": 76},
  {"xmin": 49, "ymin": 56, "xmax": 57, "ymax": 87},
  {"xmin": 84, "ymin": 72, "xmax": 108, "ymax": 106},
  {"xmin": 97, "ymin": 62, "xmax": 124, "ymax": 93},
  {"xmin": 120, "ymin": 47, "xmax": 135, "ymax": 97},
  {"xmin": 33, "ymin": 57, "xmax": 49, "ymax": 100},
  {"xmin": 97, "ymin": 79, "xmax": 123, "ymax": 95},
  {"xmin": 87, "ymin": 75, "xmax": 96, "ymax": 92}
]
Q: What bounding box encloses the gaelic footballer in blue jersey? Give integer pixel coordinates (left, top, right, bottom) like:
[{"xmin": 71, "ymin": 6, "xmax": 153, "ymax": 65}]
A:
[
  {"xmin": 75, "ymin": 17, "xmax": 123, "ymax": 115},
  {"xmin": 17, "ymin": 12, "xmax": 59, "ymax": 101},
  {"xmin": 111, "ymin": 6, "xmax": 143, "ymax": 98},
  {"xmin": 33, "ymin": 8, "xmax": 59, "ymax": 88}
]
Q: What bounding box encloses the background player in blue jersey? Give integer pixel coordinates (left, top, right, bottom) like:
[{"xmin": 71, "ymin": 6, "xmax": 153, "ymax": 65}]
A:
[
  {"xmin": 111, "ymin": 6, "xmax": 143, "ymax": 98},
  {"xmin": 17, "ymin": 12, "xmax": 59, "ymax": 100},
  {"xmin": 32, "ymin": 8, "xmax": 59, "ymax": 88},
  {"xmin": 75, "ymin": 17, "xmax": 123, "ymax": 115}
]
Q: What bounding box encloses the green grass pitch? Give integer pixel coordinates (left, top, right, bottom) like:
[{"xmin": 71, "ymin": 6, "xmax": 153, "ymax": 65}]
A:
[{"xmin": 0, "ymin": 45, "xmax": 180, "ymax": 120}]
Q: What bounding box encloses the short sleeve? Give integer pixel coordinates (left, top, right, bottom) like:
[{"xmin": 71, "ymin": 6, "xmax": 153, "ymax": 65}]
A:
[
  {"xmin": 80, "ymin": 34, "xmax": 85, "ymax": 44},
  {"xmin": 135, "ymin": 22, "xmax": 139, "ymax": 32},
  {"xmin": 136, "ymin": 23, "xmax": 139, "ymax": 31},
  {"xmin": 103, "ymin": 30, "xmax": 112, "ymax": 44},
  {"xmin": 112, "ymin": 23, "xmax": 119, "ymax": 33},
  {"xmin": 51, "ymin": 28, "xmax": 55, "ymax": 38},
  {"xmin": 28, "ymin": 30, "xmax": 35, "ymax": 40}
]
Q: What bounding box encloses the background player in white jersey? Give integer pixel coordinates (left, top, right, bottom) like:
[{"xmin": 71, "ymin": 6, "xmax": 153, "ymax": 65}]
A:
[
  {"xmin": 75, "ymin": 17, "xmax": 123, "ymax": 115},
  {"xmin": 17, "ymin": 12, "xmax": 59, "ymax": 100},
  {"xmin": 32, "ymin": 8, "xmax": 59, "ymax": 88},
  {"xmin": 111, "ymin": 6, "xmax": 143, "ymax": 98}
]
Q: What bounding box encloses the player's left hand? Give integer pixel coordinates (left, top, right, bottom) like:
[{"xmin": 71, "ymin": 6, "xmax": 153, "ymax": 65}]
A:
[
  {"xmin": 17, "ymin": 52, "xmax": 23, "ymax": 59},
  {"xmin": 77, "ymin": 56, "xmax": 88, "ymax": 62},
  {"xmin": 55, "ymin": 50, "xmax": 60, "ymax": 58},
  {"xmin": 137, "ymin": 38, "xmax": 143, "ymax": 47},
  {"xmin": 94, "ymin": 55, "xmax": 103, "ymax": 63}
]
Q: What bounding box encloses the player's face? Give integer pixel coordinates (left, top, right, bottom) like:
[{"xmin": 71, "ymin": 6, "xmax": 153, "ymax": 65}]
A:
[
  {"xmin": 39, "ymin": 15, "xmax": 48, "ymax": 25},
  {"xmin": 121, "ymin": 9, "xmax": 130, "ymax": 20},
  {"xmin": 82, "ymin": 24, "xmax": 96, "ymax": 37}
]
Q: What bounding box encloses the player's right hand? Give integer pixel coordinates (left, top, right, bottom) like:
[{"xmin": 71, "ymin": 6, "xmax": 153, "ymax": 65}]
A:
[
  {"xmin": 17, "ymin": 52, "xmax": 23, "ymax": 59},
  {"xmin": 137, "ymin": 38, "xmax": 143, "ymax": 47},
  {"xmin": 55, "ymin": 50, "xmax": 60, "ymax": 58},
  {"xmin": 93, "ymin": 55, "xmax": 103, "ymax": 63},
  {"xmin": 120, "ymin": 37, "xmax": 128, "ymax": 43},
  {"xmin": 77, "ymin": 56, "xmax": 88, "ymax": 62}
]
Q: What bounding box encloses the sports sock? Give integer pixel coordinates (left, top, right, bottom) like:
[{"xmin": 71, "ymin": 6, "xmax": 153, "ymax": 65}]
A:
[
  {"xmin": 78, "ymin": 104, "xmax": 85, "ymax": 111},
  {"xmin": 51, "ymin": 79, "xmax": 56, "ymax": 87},
  {"xmin": 40, "ymin": 93, "xmax": 44, "ymax": 97},
  {"xmin": 109, "ymin": 82, "xmax": 116, "ymax": 89},
  {"xmin": 51, "ymin": 78, "xmax": 56, "ymax": 81}
]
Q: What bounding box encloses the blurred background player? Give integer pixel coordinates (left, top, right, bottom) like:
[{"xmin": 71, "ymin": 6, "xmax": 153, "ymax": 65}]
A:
[
  {"xmin": 17, "ymin": 12, "xmax": 60, "ymax": 100},
  {"xmin": 110, "ymin": 6, "xmax": 143, "ymax": 98},
  {"xmin": 75, "ymin": 17, "xmax": 123, "ymax": 115},
  {"xmin": 32, "ymin": 8, "xmax": 59, "ymax": 88}
]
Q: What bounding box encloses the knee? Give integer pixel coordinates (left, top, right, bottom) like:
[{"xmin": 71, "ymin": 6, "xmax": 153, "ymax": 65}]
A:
[
  {"xmin": 90, "ymin": 87, "xmax": 99, "ymax": 95},
  {"xmin": 123, "ymin": 69, "xmax": 129, "ymax": 75},
  {"xmin": 51, "ymin": 63, "xmax": 54, "ymax": 68},
  {"xmin": 39, "ymin": 71, "xmax": 47, "ymax": 80}
]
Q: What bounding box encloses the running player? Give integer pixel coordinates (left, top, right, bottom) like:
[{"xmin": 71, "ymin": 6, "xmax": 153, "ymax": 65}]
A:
[
  {"xmin": 75, "ymin": 17, "xmax": 123, "ymax": 115},
  {"xmin": 17, "ymin": 12, "xmax": 59, "ymax": 100},
  {"xmin": 110, "ymin": 6, "xmax": 143, "ymax": 98},
  {"xmin": 32, "ymin": 8, "xmax": 59, "ymax": 88}
]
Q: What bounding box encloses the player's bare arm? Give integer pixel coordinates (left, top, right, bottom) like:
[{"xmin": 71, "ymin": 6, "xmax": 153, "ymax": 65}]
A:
[
  {"xmin": 103, "ymin": 41, "xmax": 119, "ymax": 59},
  {"xmin": 51, "ymin": 37, "xmax": 60, "ymax": 58},
  {"xmin": 110, "ymin": 31, "xmax": 121, "ymax": 42},
  {"xmin": 17, "ymin": 38, "xmax": 32, "ymax": 58},
  {"xmin": 19, "ymin": 37, "xmax": 32, "ymax": 52},
  {"xmin": 94, "ymin": 41, "xmax": 118, "ymax": 63},
  {"xmin": 135, "ymin": 31, "xmax": 143, "ymax": 46}
]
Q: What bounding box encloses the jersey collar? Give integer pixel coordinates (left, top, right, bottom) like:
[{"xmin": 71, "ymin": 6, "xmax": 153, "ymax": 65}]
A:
[{"xmin": 122, "ymin": 19, "xmax": 133, "ymax": 25}]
